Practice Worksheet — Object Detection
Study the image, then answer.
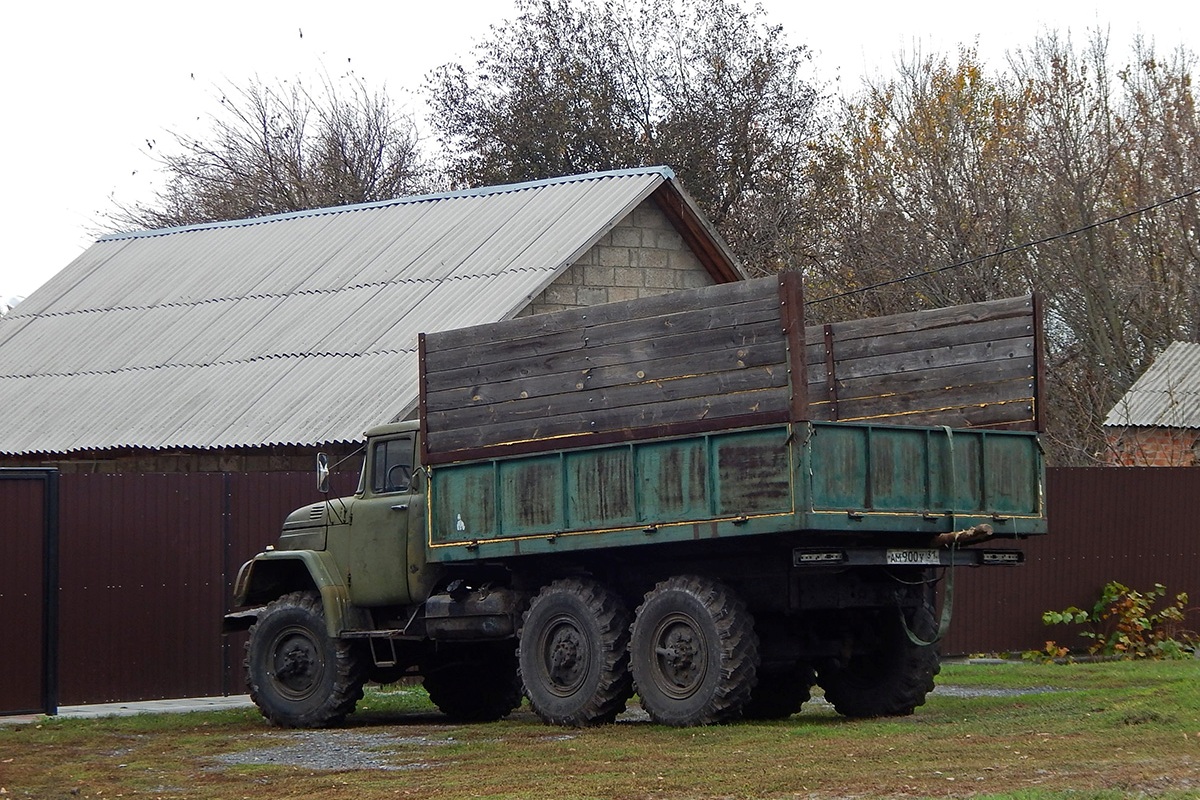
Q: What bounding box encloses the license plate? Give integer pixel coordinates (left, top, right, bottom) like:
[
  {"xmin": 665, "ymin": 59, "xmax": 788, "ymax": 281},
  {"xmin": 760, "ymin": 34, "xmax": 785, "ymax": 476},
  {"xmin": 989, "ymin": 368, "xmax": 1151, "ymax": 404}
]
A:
[{"xmin": 886, "ymin": 548, "xmax": 941, "ymax": 565}]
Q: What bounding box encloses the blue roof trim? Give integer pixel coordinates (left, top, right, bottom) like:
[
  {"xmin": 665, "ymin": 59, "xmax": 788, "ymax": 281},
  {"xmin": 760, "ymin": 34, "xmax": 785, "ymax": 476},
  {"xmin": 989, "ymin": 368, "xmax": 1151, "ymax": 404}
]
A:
[{"xmin": 99, "ymin": 166, "xmax": 677, "ymax": 243}]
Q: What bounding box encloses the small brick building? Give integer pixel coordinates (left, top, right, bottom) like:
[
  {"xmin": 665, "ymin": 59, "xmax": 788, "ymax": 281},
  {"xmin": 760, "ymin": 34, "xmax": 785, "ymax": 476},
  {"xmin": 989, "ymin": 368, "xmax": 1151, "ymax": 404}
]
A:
[
  {"xmin": 0, "ymin": 167, "xmax": 743, "ymax": 474},
  {"xmin": 1103, "ymin": 341, "xmax": 1200, "ymax": 466}
]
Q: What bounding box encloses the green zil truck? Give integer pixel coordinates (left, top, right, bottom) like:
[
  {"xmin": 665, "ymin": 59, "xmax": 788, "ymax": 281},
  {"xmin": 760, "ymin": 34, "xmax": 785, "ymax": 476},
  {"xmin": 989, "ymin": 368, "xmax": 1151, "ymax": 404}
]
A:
[{"xmin": 225, "ymin": 274, "xmax": 1047, "ymax": 727}]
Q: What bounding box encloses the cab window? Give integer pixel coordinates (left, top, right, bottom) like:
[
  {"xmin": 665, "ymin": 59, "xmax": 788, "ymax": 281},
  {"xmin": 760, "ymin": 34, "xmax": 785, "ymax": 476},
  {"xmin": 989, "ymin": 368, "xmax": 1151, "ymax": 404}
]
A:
[{"xmin": 370, "ymin": 437, "xmax": 413, "ymax": 494}]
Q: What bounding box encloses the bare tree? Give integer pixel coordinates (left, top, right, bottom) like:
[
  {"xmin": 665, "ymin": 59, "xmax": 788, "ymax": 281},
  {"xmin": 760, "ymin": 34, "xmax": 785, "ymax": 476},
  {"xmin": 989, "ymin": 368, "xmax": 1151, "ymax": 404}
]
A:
[
  {"xmin": 1012, "ymin": 34, "xmax": 1200, "ymax": 463},
  {"xmin": 804, "ymin": 33, "xmax": 1200, "ymax": 465},
  {"xmin": 424, "ymin": 0, "xmax": 823, "ymax": 273},
  {"xmin": 107, "ymin": 75, "xmax": 431, "ymax": 231},
  {"xmin": 804, "ymin": 47, "xmax": 1036, "ymax": 320}
]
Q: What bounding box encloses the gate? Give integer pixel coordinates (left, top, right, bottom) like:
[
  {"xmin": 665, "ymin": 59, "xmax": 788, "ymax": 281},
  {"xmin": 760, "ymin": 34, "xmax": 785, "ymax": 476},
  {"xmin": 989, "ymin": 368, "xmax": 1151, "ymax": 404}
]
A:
[{"xmin": 0, "ymin": 468, "xmax": 58, "ymax": 715}]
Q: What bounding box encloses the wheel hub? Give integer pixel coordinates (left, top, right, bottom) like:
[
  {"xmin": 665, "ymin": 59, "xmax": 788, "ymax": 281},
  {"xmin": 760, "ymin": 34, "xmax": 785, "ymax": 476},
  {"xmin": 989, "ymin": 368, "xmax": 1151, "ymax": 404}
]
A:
[
  {"xmin": 278, "ymin": 643, "xmax": 314, "ymax": 680},
  {"xmin": 271, "ymin": 631, "xmax": 322, "ymax": 699},
  {"xmin": 652, "ymin": 615, "xmax": 706, "ymax": 698},
  {"xmin": 539, "ymin": 617, "xmax": 590, "ymax": 696}
]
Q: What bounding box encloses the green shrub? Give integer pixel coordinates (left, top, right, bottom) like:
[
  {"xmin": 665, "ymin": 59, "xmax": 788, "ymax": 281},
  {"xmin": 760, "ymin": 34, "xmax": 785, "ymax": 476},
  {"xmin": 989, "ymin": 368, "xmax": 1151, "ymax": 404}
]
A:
[{"xmin": 1030, "ymin": 581, "xmax": 1197, "ymax": 661}]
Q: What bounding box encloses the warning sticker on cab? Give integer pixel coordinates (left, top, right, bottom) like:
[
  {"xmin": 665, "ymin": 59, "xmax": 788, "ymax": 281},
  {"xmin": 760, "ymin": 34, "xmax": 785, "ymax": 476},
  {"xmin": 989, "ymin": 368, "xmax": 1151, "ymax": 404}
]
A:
[{"xmin": 886, "ymin": 548, "xmax": 941, "ymax": 565}]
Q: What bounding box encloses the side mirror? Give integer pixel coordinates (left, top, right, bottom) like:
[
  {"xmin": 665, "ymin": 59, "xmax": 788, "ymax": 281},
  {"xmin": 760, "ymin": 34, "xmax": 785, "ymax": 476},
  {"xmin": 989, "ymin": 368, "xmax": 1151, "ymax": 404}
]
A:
[{"xmin": 317, "ymin": 453, "xmax": 330, "ymax": 494}]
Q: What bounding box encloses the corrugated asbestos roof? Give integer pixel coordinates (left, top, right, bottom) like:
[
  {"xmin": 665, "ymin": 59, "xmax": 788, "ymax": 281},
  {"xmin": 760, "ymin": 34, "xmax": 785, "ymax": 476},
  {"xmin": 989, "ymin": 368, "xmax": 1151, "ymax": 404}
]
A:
[
  {"xmin": 0, "ymin": 167, "xmax": 738, "ymax": 454},
  {"xmin": 1103, "ymin": 341, "xmax": 1200, "ymax": 429}
]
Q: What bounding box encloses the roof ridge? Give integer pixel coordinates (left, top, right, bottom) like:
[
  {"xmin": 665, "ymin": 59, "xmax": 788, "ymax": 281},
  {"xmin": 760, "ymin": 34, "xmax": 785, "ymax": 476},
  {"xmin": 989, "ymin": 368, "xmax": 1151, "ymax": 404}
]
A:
[{"xmin": 98, "ymin": 166, "xmax": 675, "ymax": 243}]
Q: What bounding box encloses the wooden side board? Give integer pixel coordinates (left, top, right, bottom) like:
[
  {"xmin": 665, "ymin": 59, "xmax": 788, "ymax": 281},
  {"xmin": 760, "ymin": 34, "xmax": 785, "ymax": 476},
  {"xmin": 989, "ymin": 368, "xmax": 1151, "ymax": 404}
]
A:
[
  {"xmin": 420, "ymin": 275, "xmax": 804, "ymax": 463},
  {"xmin": 419, "ymin": 276, "xmax": 1044, "ymax": 464},
  {"xmin": 804, "ymin": 294, "xmax": 1042, "ymax": 430}
]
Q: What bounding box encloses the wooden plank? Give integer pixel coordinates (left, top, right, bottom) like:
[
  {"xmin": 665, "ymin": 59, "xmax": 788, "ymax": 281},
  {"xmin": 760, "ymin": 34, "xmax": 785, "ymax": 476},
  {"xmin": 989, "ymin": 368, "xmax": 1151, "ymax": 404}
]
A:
[
  {"xmin": 426, "ymin": 275, "xmax": 779, "ymax": 353},
  {"xmin": 804, "ymin": 294, "xmax": 1033, "ymax": 344},
  {"xmin": 427, "ymin": 340, "xmax": 788, "ymax": 409},
  {"xmin": 777, "ymin": 273, "xmax": 809, "ymax": 422},
  {"xmin": 425, "ymin": 387, "xmax": 792, "ymax": 456},
  {"xmin": 1032, "ymin": 293, "xmax": 1047, "ymax": 433},
  {"xmin": 834, "ymin": 377, "xmax": 1037, "ymax": 423},
  {"xmin": 808, "ymin": 397, "xmax": 1036, "ymax": 429},
  {"xmin": 428, "ymin": 365, "xmax": 789, "ymax": 430},
  {"xmin": 418, "ymin": 333, "xmax": 431, "ymax": 464},
  {"xmin": 822, "ymin": 324, "xmax": 839, "ymax": 421},
  {"xmin": 425, "ymin": 315, "xmax": 784, "ymax": 393},
  {"xmin": 422, "ymin": 409, "xmax": 793, "ymax": 465},
  {"xmin": 807, "ymin": 354, "xmax": 1036, "ymax": 400},
  {"xmin": 421, "ymin": 275, "xmax": 793, "ymax": 459},
  {"xmin": 427, "ymin": 294, "xmax": 781, "ymax": 372},
  {"xmin": 421, "ymin": 283, "xmax": 1044, "ymax": 459},
  {"xmin": 840, "ymin": 399, "xmax": 1038, "ymax": 430},
  {"xmin": 797, "ymin": 294, "xmax": 1040, "ymax": 430},
  {"xmin": 816, "ymin": 336, "xmax": 1036, "ymax": 383},
  {"xmin": 805, "ymin": 314, "xmax": 1037, "ymax": 366}
]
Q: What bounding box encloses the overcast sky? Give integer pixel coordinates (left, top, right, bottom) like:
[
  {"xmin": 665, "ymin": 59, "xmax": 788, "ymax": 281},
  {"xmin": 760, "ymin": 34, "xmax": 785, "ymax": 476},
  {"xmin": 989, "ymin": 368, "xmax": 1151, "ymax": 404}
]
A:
[{"xmin": 2, "ymin": 1, "xmax": 1193, "ymax": 304}]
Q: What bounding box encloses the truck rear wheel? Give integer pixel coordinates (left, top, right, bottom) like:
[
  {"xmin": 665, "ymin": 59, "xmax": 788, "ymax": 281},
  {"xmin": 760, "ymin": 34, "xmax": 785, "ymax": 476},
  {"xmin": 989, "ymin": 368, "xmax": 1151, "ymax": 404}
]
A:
[
  {"xmin": 422, "ymin": 641, "xmax": 522, "ymax": 722},
  {"xmin": 818, "ymin": 602, "xmax": 940, "ymax": 718},
  {"xmin": 629, "ymin": 575, "xmax": 759, "ymax": 726},
  {"xmin": 518, "ymin": 578, "xmax": 633, "ymax": 726},
  {"xmin": 244, "ymin": 591, "xmax": 365, "ymax": 728}
]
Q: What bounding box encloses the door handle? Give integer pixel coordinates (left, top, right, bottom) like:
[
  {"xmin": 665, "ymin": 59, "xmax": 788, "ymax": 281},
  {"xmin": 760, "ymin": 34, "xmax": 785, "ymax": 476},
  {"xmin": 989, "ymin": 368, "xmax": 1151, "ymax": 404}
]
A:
[{"xmin": 391, "ymin": 504, "xmax": 409, "ymax": 511}]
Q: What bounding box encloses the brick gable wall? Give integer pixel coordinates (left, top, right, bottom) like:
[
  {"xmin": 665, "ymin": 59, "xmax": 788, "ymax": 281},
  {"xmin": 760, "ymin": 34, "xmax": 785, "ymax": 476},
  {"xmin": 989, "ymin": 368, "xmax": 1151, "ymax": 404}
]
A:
[
  {"xmin": 517, "ymin": 199, "xmax": 714, "ymax": 316},
  {"xmin": 1104, "ymin": 427, "xmax": 1200, "ymax": 466}
]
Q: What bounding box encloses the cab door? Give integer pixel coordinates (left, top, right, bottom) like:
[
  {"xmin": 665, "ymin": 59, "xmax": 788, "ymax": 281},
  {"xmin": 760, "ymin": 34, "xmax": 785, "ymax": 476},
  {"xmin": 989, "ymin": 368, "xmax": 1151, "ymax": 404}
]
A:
[{"xmin": 347, "ymin": 434, "xmax": 416, "ymax": 606}]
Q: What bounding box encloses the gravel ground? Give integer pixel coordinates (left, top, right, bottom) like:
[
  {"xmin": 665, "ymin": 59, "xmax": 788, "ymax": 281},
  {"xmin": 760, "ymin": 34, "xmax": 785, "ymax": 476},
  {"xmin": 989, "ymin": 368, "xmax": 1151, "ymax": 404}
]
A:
[{"xmin": 211, "ymin": 730, "xmax": 457, "ymax": 772}]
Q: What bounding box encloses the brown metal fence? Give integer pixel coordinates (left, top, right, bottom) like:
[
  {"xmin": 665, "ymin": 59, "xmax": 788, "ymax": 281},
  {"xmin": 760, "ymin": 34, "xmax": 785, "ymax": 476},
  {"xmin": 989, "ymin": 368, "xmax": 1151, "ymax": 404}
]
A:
[
  {"xmin": 27, "ymin": 472, "xmax": 350, "ymax": 706},
  {"xmin": 2, "ymin": 466, "xmax": 1197, "ymax": 708},
  {"xmin": 0, "ymin": 469, "xmax": 57, "ymax": 715},
  {"xmin": 57, "ymin": 473, "xmax": 227, "ymax": 704},
  {"xmin": 942, "ymin": 467, "xmax": 1200, "ymax": 656}
]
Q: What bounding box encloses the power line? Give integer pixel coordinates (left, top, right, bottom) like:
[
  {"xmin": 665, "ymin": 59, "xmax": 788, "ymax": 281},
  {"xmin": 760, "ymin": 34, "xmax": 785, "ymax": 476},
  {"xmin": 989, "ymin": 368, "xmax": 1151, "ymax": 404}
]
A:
[{"xmin": 807, "ymin": 186, "xmax": 1200, "ymax": 305}]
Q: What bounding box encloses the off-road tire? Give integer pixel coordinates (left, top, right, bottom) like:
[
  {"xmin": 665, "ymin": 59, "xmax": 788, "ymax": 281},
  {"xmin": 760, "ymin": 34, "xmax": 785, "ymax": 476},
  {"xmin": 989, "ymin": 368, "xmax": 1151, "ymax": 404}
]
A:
[
  {"xmin": 422, "ymin": 641, "xmax": 522, "ymax": 722},
  {"xmin": 818, "ymin": 602, "xmax": 940, "ymax": 718},
  {"xmin": 741, "ymin": 663, "xmax": 815, "ymax": 720},
  {"xmin": 629, "ymin": 575, "xmax": 759, "ymax": 726},
  {"xmin": 518, "ymin": 578, "xmax": 633, "ymax": 726},
  {"xmin": 245, "ymin": 591, "xmax": 366, "ymax": 728}
]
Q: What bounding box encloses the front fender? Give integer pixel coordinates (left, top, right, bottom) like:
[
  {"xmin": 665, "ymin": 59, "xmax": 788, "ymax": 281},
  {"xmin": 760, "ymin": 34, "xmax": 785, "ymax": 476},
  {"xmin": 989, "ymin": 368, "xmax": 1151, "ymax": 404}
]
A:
[{"xmin": 229, "ymin": 550, "xmax": 370, "ymax": 637}]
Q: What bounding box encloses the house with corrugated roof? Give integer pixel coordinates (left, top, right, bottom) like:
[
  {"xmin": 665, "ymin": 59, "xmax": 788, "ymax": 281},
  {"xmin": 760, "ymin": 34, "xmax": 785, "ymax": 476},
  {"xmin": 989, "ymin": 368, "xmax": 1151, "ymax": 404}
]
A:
[
  {"xmin": 1103, "ymin": 341, "xmax": 1200, "ymax": 466},
  {"xmin": 0, "ymin": 167, "xmax": 743, "ymax": 473}
]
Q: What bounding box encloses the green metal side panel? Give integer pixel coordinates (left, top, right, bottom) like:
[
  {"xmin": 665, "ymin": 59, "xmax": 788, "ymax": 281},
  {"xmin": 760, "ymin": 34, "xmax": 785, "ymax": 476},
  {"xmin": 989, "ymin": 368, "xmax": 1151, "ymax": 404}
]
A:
[
  {"xmin": 635, "ymin": 438, "xmax": 710, "ymax": 524},
  {"xmin": 430, "ymin": 461, "xmax": 496, "ymax": 544},
  {"xmin": 569, "ymin": 447, "xmax": 637, "ymax": 528},
  {"xmin": 428, "ymin": 426, "xmax": 797, "ymax": 560},
  {"xmin": 805, "ymin": 422, "xmax": 1046, "ymax": 532},
  {"xmin": 427, "ymin": 421, "xmax": 1046, "ymax": 562}
]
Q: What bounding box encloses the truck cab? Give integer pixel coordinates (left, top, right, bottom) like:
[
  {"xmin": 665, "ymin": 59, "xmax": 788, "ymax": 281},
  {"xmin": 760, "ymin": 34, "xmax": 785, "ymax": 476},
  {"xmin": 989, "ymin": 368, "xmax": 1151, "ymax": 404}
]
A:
[
  {"xmin": 323, "ymin": 422, "xmax": 430, "ymax": 609},
  {"xmin": 233, "ymin": 422, "xmax": 426, "ymax": 621}
]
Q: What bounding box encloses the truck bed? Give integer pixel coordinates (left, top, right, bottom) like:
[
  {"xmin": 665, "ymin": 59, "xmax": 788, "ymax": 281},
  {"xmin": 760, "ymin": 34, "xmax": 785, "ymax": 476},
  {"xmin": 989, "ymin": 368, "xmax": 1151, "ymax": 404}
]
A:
[
  {"xmin": 426, "ymin": 419, "xmax": 1045, "ymax": 561},
  {"xmin": 418, "ymin": 274, "xmax": 1047, "ymax": 562}
]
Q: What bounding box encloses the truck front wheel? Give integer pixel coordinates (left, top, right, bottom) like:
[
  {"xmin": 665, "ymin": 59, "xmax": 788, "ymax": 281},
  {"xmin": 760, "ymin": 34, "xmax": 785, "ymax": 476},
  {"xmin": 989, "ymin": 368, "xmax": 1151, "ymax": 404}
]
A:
[
  {"xmin": 244, "ymin": 591, "xmax": 365, "ymax": 727},
  {"xmin": 818, "ymin": 602, "xmax": 940, "ymax": 718},
  {"xmin": 629, "ymin": 575, "xmax": 759, "ymax": 726},
  {"xmin": 518, "ymin": 578, "xmax": 633, "ymax": 726}
]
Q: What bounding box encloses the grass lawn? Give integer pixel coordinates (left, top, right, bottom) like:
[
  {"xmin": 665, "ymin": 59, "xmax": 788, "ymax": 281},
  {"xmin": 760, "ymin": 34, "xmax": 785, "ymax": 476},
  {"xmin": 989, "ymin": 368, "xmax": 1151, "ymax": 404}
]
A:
[{"xmin": 2, "ymin": 659, "xmax": 1198, "ymax": 799}]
